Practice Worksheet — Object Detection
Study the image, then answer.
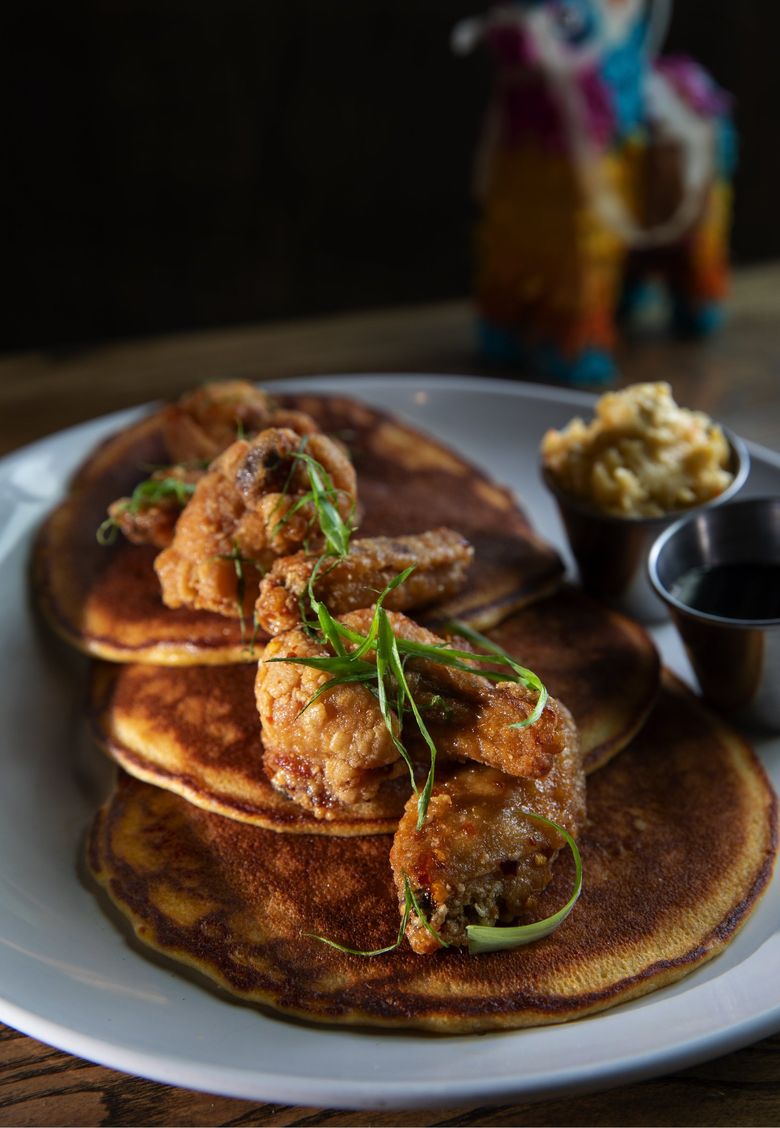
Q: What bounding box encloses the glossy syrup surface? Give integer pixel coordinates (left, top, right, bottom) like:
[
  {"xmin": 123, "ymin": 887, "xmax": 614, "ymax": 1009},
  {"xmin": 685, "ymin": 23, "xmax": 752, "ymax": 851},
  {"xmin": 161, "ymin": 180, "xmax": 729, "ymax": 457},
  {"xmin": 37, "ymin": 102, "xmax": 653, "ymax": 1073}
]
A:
[{"xmin": 670, "ymin": 561, "xmax": 780, "ymax": 621}]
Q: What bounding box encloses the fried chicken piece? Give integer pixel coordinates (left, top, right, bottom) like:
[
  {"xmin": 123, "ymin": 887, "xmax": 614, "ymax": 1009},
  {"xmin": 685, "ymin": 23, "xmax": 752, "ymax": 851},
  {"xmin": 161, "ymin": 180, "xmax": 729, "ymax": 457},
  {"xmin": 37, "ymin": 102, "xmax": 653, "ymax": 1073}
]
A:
[
  {"xmin": 163, "ymin": 380, "xmax": 318, "ymax": 465},
  {"xmin": 375, "ymin": 610, "xmax": 568, "ymax": 781},
  {"xmin": 254, "ymin": 528, "xmax": 474, "ymax": 635},
  {"xmin": 106, "ymin": 465, "xmax": 204, "ymax": 549},
  {"xmin": 390, "ymin": 738, "xmax": 584, "ymax": 954},
  {"xmin": 103, "ymin": 383, "xmax": 318, "ymax": 549},
  {"xmin": 256, "ymin": 606, "xmax": 567, "ymax": 818},
  {"xmin": 256, "ymin": 623, "xmax": 406, "ymax": 815},
  {"xmin": 154, "ymin": 427, "xmax": 357, "ymax": 618}
]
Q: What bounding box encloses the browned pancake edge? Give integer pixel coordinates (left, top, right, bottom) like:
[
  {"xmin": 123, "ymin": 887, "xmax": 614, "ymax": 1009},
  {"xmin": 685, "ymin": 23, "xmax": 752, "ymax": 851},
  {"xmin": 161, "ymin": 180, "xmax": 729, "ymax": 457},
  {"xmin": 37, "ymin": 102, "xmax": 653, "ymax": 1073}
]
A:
[
  {"xmin": 488, "ymin": 586, "xmax": 660, "ymax": 774},
  {"xmin": 33, "ymin": 413, "xmax": 251, "ymax": 664},
  {"xmin": 34, "ymin": 393, "xmax": 564, "ymax": 664},
  {"xmin": 87, "ymin": 673, "xmax": 778, "ymax": 1033},
  {"xmin": 89, "ymin": 662, "xmax": 405, "ymax": 836},
  {"xmin": 89, "ymin": 583, "xmax": 659, "ymax": 836}
]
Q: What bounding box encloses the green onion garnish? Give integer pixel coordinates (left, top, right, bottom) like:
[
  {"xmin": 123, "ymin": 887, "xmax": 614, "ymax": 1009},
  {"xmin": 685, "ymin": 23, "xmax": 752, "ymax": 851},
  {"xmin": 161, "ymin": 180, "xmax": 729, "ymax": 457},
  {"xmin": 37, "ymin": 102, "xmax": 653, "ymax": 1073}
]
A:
[
  {"xmin": 214, "ymin": 542, "xmax": 264, "ymax": 651},
  {"xmin": 96, "ymin": 474, "xmax": 197, "ymax": 545},
  {"xmin": 466, "ymin": 812, "xmax": 582, "ymax": 954},
  {"xmin": 306, "ymin": 874, "xmax": 448, "ymax": 957},
  {"xmin": 121, "ymin": 474, "xmax": 196, "ymax": 510},
  {"xmin": 267, "ymin": 573, "xmax": 548, "ymax": 830},
  {"xmin": 444, "ymin": 619, "xmax": 548, "ymax": 728},
  {"xmin": 271, "ymin": 439, "xmax": 356, "ymax": 559},
  {"xmin": 96, "ymin": 518, "xmax": 121, "ymax": 546}
]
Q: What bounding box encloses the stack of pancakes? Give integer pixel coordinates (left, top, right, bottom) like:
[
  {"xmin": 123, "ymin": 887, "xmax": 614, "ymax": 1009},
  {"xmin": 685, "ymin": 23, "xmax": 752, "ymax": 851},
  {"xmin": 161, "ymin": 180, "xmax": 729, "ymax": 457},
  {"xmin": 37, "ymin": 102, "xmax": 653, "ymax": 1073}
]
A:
[{"xmin": 34, "ymin": 389, "xmax": 777, "ymax": 1033}]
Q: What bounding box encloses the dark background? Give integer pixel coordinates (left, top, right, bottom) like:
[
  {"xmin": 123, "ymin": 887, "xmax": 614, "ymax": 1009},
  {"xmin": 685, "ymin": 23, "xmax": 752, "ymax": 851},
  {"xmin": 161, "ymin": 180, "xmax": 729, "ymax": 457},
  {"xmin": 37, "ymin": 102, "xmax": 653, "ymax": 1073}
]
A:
[{"xmin": 6, "ymin": 1, "xmax": 780, "ymax": 353}]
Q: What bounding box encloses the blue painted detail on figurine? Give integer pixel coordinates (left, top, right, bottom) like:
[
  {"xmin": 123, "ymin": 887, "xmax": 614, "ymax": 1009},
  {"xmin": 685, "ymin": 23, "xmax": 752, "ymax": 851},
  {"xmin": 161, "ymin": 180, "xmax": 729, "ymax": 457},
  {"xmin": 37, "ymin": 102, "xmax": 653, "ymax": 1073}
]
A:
[{"xmin": 478, "ymin": 320, "xmax": 616, "ymax": 385}]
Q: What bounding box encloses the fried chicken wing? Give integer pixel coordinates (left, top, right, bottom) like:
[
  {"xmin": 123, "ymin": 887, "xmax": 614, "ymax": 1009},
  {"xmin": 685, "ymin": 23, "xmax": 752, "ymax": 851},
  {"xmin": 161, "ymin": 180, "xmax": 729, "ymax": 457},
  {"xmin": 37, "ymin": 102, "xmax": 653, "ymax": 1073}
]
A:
[
  {"xmin": 163, "ymin": 380, "xmax": 318, "ymax": 464},
  {"xmin": 256, "ymin": 624, "xmax": 406, "ymax": 814},
  {"xmin": 256, "ymin": 606, "xmax": 569, "ymax": 821},
  {"xmin": 376, "ymin": 610, "xmax": 568, "ymax": 781},
  {"xmin": 106, "ymin": 465, "xmax": 204, "ymax": 549},
  {"xmin": 154, "ymin": 427, "xmax": 357, "ymax": 618},
  {"xmin": 390, "ymin": 738, "xmax": 584, "ymax": 954},
  {"xmin": 254, "ymin": 528, "xmax": 473, "ymax": 635}
]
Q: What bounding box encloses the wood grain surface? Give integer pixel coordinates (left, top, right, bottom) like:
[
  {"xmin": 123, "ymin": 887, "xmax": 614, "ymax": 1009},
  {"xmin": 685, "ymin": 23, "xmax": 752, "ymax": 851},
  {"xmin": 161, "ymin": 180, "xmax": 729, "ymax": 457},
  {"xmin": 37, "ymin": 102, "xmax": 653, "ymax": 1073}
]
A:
[
  {"xmin": 1, "ymin": 269, "xmax": 779, "ymax": 1126},
  {"xmin": 1, "ymin": 1023, "xmax": 779, "ymax": 1127}
]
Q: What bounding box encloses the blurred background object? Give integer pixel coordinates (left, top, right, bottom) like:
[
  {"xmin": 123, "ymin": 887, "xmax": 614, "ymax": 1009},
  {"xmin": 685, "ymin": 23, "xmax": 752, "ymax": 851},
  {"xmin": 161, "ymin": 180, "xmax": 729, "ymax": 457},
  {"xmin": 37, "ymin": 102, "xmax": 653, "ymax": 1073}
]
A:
[
  {"xmin": 457, "ymin": 0, "xmax": 735, "ymax": 385},
  {"xmin": 4, "ymin": 0, "xmax": 780, "ymax": 354}
]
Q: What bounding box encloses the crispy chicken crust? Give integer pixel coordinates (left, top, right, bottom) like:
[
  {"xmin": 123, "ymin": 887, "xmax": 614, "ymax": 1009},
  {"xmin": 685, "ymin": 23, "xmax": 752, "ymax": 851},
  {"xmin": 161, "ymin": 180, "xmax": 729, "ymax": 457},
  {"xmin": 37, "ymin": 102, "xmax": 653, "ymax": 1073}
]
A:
[
  {"xmin": 107, "ymin": 465, "xmax": 204, "ymax": 549},
  {"xmin": 390, "ymin": 732, "xmax": 584, "ymax": 954},
  {"xmin": 376, "ymin": 610, "xmax": 569, "ymax": 781},
  {"xmin": 103, "ymin": 383, "xmax": 321, "ymax": 552},
  {"xmin": 163, "ymin": 380, "xmax": 318, "ymax": 465},
  {"xmin": 254, "ymin": 528, "xmax": 473, "ymax": 635},
  {"xmin": 256, "ymin": 607, "xmax": 569, "ymax": 819},
  {"xmin": 154, "ymin": 427, "xmax": 356, "ymax": 618},
  {"xmin": 256, "ymin": 622, "xmax": 406, "ymax": 814}
]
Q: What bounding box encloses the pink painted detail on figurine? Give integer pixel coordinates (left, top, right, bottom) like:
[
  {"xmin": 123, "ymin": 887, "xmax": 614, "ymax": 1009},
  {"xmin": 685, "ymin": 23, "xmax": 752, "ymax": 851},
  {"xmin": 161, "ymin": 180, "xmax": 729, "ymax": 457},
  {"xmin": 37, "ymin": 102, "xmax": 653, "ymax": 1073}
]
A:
[{"xmin": 655, "ymin": 55, "xmax": 732, "ymax": 119}]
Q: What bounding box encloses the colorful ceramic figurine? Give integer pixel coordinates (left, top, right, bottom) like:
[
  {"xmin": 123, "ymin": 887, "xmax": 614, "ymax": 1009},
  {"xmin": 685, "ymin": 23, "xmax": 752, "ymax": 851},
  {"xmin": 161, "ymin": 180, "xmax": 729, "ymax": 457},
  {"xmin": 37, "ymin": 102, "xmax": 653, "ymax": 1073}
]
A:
[{"xmin": 453, "ymin": 0, "xmax": 735, "ymax": 384}]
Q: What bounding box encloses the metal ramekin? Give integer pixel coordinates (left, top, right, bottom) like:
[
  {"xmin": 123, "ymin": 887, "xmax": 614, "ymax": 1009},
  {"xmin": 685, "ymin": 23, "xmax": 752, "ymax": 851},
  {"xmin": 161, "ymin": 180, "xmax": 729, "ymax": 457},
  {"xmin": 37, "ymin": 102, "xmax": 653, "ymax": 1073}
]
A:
[
  {"xmin": 542, "ymin": 428, "xmax": 750, "ymax": 623},
  {"xmin": 648, "ymin": 495, "xmax": 780, "ymax": 730}
]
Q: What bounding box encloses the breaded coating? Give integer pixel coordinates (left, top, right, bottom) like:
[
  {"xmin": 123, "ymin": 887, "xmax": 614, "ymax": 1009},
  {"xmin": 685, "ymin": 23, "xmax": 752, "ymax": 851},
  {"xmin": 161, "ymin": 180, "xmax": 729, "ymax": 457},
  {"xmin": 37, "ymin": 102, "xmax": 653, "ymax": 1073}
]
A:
[
  {"xmin": 254, "ymin": 528, "xmax": 474, "ymax": 635},
  {"xmin": 256, "ymin": 606, "xmax": 568, "ymax": 819},
  {"xmin": 163, "ymin": 380, "xmax": 318, "ymax": 465},
  {"xmin": 104, "ymin": 383, "xmax": 318, "ymax": 550},
  {"xmin": 155, "ymin": 427, "xmax": 357, "ymax": 618},
  {"xmin": 390, "ymin": 736, "xmax": 584, "ymax": 954},
  {"xmin": 256, "ymin": 624, "xmax": 406, "ymax": 815},
  {"xmin": 107, "ymin": 465, "xmax": 204, "ymax": 549},
  {"xmin": 374, "ymin": 610, "xmax": 568, "ymax": 781}
]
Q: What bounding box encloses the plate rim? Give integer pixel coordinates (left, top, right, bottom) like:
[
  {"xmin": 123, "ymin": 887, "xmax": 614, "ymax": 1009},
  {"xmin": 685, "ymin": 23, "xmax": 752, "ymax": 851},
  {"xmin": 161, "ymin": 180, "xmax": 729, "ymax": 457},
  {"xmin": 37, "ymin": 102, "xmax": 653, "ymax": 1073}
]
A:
[{"xmin": 2, "ymin": 372, "xmax": 778, "ymax": 1110}]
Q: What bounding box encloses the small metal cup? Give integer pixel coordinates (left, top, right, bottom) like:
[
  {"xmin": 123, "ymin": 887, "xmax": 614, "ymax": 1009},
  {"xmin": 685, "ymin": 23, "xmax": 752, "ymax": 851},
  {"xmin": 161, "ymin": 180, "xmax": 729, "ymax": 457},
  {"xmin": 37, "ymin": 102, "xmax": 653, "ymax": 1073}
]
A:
[
  {"xmin": 648, "ymin": 496, "xmax": 780, "ymax": 731},
  {"xmin": 542, "ymin": 429, "xmax": 750, "ymax": 623}
]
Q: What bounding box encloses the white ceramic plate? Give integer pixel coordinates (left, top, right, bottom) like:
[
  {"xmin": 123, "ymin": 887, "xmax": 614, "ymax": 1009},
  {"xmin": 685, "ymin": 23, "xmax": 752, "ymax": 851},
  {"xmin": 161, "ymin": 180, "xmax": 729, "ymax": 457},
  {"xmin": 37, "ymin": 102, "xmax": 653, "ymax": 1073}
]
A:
[{"xmin": 1, "ymin": 375, "xmax": 778, "ymax": 1111}]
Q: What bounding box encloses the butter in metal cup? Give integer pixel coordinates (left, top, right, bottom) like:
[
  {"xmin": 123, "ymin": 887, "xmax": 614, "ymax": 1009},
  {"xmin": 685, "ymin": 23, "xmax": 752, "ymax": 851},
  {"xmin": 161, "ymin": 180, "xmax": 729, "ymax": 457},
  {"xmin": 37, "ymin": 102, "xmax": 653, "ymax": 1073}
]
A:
[{"xmin": 541, "ymin": 429, "xmax": 750, "ymax": 624}]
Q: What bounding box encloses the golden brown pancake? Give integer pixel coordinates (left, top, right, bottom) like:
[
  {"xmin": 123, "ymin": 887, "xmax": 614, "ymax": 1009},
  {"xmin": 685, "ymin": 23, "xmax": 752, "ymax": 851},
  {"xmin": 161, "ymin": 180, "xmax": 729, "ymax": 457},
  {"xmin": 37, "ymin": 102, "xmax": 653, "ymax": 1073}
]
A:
[
  {"xmin": 89, "ymin": 586, "xmax": 658, "ymax": 833},
  {"xmin": 87, "ymin": 674, "xmax": 777, "ymax": 1033},
  {"xmin": 34, "ymin": 393, "xmax": 564, "ymax": 664},
  {"xmin": 89, "ymin": 662, "xmax": 409, "ymax": 836},
  {"xmin": 487, "ymin": 585, "xmax": 660, "ymax": 774},
  {"xmin": 33, "ymin": 413, "xmax": 248, "ymax": 665}
]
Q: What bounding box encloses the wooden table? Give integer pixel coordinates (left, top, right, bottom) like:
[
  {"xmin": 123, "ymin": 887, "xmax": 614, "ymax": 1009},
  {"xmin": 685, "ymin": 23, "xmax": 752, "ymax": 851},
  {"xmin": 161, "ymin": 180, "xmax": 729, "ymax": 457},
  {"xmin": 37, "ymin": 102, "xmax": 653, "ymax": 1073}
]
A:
[{"xmin": 1, "ymin": 267, "xmax": 779, "ymax": 1126}]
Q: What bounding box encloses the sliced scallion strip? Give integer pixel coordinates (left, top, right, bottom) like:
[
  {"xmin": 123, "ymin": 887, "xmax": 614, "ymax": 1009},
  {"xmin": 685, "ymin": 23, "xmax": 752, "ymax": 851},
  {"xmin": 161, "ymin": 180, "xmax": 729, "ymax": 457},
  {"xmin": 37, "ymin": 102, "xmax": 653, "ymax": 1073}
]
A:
[
  {"xmin": 444, "ymin": 619, "xmax": 548, "ymax": 728},
  {"xmin": 214, "ymin": 542, "xmax": 264, "ymax": 650},
  {"xmin": 270, "ymin": 439, "xmax": 356, "ymax": 559},
  {"xmin": 294, "ymin": 450, "xmax": 353, "ymax": 558},
  {"xmin": 306, "ymin": 874, "xmax": 447, "ymax": 957},
  {"xmin": 267, "ymin": 572, "xmax": 549, "ymax": 830},
  {"xmin": 466, "ymin": 812, "xmax": 582, "ymax": 954},
  {"xmin": 97, "ymin": 473, "xmax": 197, "ymax": 545}
]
